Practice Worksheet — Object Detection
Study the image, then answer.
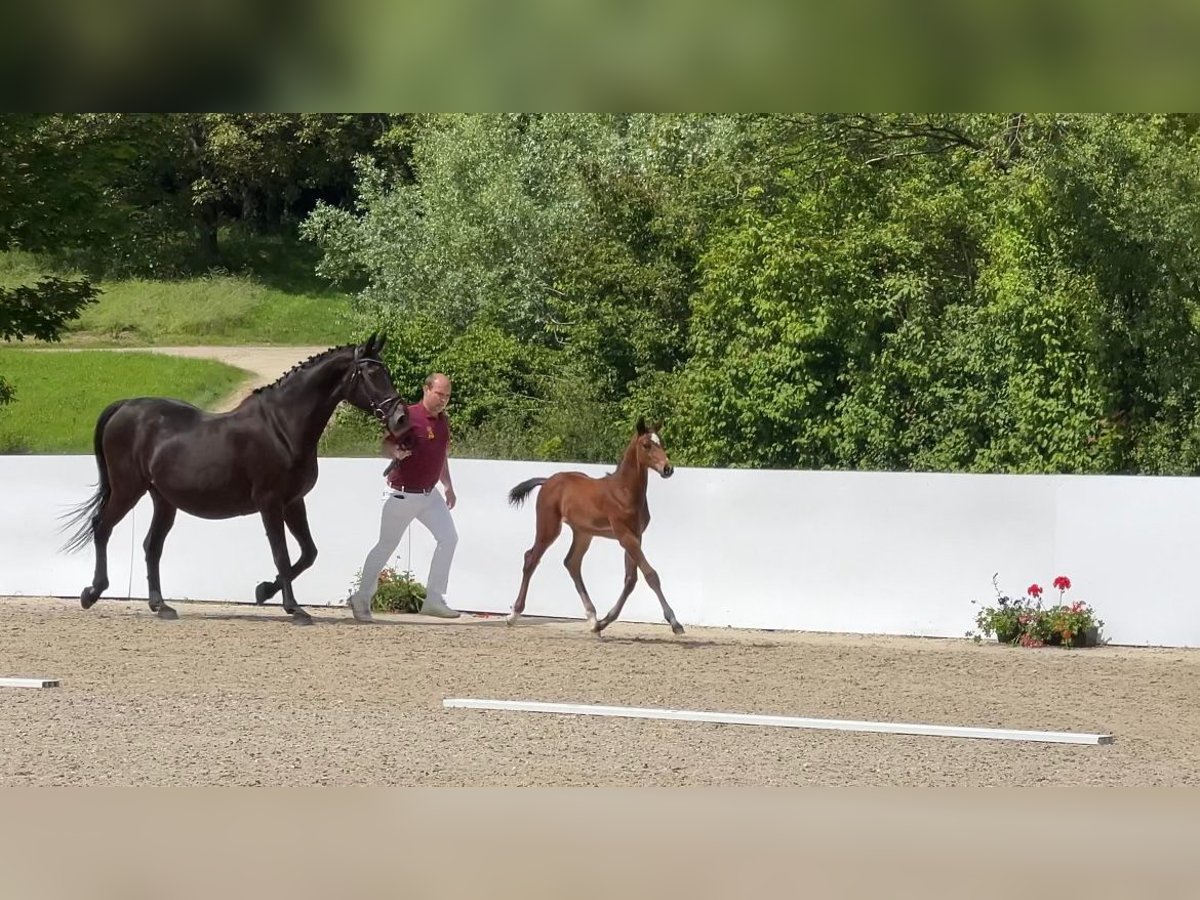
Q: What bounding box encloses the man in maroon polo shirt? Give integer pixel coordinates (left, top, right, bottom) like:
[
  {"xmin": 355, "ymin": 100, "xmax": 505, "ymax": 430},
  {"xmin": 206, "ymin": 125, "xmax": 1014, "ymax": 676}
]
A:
[{"xmin": 346, "ymin": 373, "xmax": 460, "ymax": 622}]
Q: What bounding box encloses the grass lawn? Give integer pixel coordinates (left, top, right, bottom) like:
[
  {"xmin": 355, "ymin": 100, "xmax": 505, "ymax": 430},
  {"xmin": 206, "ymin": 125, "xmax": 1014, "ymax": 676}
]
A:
[
  {"xmin": 0, "ymin": 349, "xmax": 247, "ymax": 453},
  {"xmin": 1, "ymin": 246, "xmax": 358, "ymax": 347}
]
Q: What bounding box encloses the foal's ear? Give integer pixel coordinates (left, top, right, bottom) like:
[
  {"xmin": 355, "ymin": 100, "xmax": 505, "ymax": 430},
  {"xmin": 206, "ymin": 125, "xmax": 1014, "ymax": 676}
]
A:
[
  {"xmin": 636, "ymin": 416, "xmax": 648, "ymax": 435},
  {"xmin": 374, "ymin": 333, "xmax": 388, "ymax": 355}
]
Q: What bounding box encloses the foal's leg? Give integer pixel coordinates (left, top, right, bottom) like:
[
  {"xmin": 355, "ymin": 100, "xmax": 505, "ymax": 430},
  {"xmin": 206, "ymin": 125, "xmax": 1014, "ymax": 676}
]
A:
[
  {"xmin": 143, "ymin": 488, "xmax": 179, "ymax": 620},
  {"xmin": 260, "ymin": 505, "xmax": 311, "ymax": 625},
  {"xmin": 80, "ymin": 483, "xmax": 146, "ymax": 610},
  {"xmin": 562, "ymin": 529, "xmax": 598, "ymax": 630},
  {"xmin": 255, "ymin": 499, "xmax": 318, "ymax": 605},
  {"xmin": 508, "ymin": 515, "xmax": 562, "ymax": 626},
  {"xmin": 594, "ymin": 551, "xmax": 639, "ymax": 633},
  {"xmin": 598, "ymin": 529, "xmax": 684, "ymax": 635}
]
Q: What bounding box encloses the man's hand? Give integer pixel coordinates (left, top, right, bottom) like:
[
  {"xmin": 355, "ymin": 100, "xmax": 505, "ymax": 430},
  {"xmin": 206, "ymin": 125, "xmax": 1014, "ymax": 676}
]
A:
[
  {"xmin": 444, "ymin": 485, "xmax": 457, "ymax": 510},
  {"xmin": 394, "ymin": 447, "xmax": 413, "ymax": 461}
]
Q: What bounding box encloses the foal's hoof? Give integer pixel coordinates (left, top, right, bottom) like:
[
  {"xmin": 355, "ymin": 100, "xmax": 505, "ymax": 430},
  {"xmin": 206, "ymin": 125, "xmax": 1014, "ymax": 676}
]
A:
[
  {"xmin": 670, "ymin": 621, "xmax": 685, "ymax": 636},
  {"xmin": 289, "ymin": 608, "xmax": 313, "ymax": 626},
  {"xmin": 80, "ymin": 587, "xmax": 99, "ymax": 610},
  {"xmin": 254, "ymin": 582, "xmax": 275, "ymax": 605},
  {"xmin": 506, "ymin": 612, "xmax": 520, "ymax": 627},
  {"xmin": 156, "ymin": 604, "xmax": 179, "ymax": 621}
]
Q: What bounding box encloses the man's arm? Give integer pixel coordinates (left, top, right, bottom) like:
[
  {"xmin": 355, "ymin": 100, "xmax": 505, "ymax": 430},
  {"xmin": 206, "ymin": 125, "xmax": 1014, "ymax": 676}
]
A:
[
  {"xmin": 439, "ymin": 457, "xmax": 456, "ymax": 509},
  {"xmin": 382, "ymin": 435, "xmax": 412, "ymax": 476}
]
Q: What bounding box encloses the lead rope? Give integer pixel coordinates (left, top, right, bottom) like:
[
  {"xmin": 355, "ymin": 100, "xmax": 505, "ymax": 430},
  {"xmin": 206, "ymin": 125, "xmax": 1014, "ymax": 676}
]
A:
[{"xmin": 126, "ymin": 506, "xmax": 135, "ymax": 599}]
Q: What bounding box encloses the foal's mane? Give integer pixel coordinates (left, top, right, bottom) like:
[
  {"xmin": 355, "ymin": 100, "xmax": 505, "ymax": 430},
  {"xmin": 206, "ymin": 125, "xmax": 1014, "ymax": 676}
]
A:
[{"xmin": 251, "ymin": 343, "xmax": 356, "ymax": 397}]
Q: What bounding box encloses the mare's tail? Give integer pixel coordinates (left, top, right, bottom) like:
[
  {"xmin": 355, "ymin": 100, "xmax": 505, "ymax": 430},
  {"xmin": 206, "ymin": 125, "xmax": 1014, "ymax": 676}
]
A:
[{"xmin": 59, "ymin": 400, "xmax": 125, "ymax": 553}]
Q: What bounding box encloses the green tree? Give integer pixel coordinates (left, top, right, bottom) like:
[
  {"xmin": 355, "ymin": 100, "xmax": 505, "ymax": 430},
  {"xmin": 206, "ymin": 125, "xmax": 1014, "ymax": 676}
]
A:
[{"xmin": 0, "ymin": 277, "xmax": 100, "ymax": 404}]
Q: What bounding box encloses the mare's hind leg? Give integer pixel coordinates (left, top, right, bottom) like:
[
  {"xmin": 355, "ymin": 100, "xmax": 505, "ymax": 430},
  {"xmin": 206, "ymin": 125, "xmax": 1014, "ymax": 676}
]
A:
[
  {"xmin": 255, "ymin": 499, "xmax": 317, "ymax": 605},
  {"xmin": 562, "ymin": 529, "xmax": 598, "ymax": 631},
  {"xmin": 598, "ymin": 529, "xmax": 683, "ymax": 635},
  {"xmin": 594, "ymin": 551, "xmax": 639, "ymax": 634},
  {"xmin": 508, "ymin": 516, "xmax": 562, "ymax": 626},
  {"xmin": 143, "ymin": 489, "xmax": 179, "ymax": 620},
  {"xmin": 81, "ymin": 483, "xmax": 147, "ymax": 610},
  {"xmin": 260, "ymin": 505, "xmax": 311, "ymax": 625}
]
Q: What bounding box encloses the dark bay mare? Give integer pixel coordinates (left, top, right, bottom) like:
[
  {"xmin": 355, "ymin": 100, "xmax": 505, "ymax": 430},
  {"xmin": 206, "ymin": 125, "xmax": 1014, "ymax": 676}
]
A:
[
  {"xmin": 60, "ymin": 334, "xmax": 409, "ymax": 624},
  {"xmin": 506, "ymin": 417, "xmax": 683, "ymax": 635}
]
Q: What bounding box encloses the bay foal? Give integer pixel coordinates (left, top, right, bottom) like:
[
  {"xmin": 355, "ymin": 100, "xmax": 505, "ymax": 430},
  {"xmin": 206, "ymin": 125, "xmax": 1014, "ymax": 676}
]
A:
[{"xmin": 506, "ymin": 418, "xmax": 683, "ymax": 635}]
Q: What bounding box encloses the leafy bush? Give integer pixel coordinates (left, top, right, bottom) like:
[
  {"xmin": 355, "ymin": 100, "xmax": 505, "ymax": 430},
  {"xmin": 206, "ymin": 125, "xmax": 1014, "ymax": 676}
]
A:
[{"xmin": 352, "ymin": 566, "xmax": 427, "ymax": 614}]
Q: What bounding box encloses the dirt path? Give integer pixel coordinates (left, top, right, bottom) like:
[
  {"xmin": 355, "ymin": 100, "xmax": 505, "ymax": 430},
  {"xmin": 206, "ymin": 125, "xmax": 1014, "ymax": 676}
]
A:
[
  {"xmin": 30, "ymin": 345, "xmax": 329, "ymax": 411},
  {"xmin": 2, "ymin": 595, "xmax": 1198, "ymax": 786},
  {"xmin": 133, "ymin": 346, "xmax": 330, "ymax": 411}
]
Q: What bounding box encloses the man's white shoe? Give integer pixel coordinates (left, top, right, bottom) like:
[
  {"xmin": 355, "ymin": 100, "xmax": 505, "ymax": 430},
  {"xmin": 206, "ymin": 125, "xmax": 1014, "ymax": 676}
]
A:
[
  {"xmin": 420, "ymin": 596, "xmax": 460, "ymax": 618},
  {"xmin": 347, "ymin": 595, "xmax": 374, "ymax": 623}
]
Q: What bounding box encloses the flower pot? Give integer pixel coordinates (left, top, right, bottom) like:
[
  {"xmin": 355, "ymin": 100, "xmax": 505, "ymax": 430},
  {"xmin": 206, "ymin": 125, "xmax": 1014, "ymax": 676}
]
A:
[
  {"xmin": 1069, "ymin": 625, "xmax": 1101, "ymax": 648},
  {"xmin": 995, "ymin": 625, "xmax": 1022, "ymax": 644}
]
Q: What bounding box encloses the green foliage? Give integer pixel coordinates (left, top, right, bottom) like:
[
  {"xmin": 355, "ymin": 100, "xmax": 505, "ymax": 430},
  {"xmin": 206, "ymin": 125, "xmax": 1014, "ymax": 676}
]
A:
[
  {"xmin": 305, "ymin": 114, "xmax": 732, "ymax": 463},
  {"xmin": 0, "ymin": 349, "xmax": 245, "ymax": 452},
  {"xmin": 12, "ymin": 114, "xmax": 1200, "ymax": 474},
  {"xmin": 353, "ymin": 566, "xmax": 426, "ymax": 614},
  {"xmin": 0, "ymin": 114, "xmax": 413, "ymax": 277}
]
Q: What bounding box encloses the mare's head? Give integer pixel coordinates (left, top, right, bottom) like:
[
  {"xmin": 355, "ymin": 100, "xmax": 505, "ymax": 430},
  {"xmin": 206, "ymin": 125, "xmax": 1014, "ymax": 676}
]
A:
[
  {"xmin": 633, "ymin": 416, "xmax": 674, "ymax": 478},
  {"xmin": 343, "ymin": 333, "xmax": 409, "ymax": 439}
]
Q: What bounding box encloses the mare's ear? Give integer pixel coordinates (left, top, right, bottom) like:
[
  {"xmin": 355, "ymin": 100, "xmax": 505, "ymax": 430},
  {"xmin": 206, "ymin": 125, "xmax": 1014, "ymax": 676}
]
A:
[
  {"xmin": 356, "ymin": 332, "xmax": 376, "ymax": 360},
  {"xmin": 373, "ymin": 333, "xmax": 388, "ymax": 355},
  {"xmin": 636, "ymin": 416, "xmax": 648, "ymax": 435}
]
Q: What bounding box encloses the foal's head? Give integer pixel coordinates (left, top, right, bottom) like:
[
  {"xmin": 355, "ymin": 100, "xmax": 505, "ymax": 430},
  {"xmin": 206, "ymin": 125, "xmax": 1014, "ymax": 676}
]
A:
[
  {"xmin": 343, "ymin": 333, "xmax": 410, "ymax": 439},
  {"xmin": 634, "ymin": 416, "xmax": 674, "ymax": 478}
]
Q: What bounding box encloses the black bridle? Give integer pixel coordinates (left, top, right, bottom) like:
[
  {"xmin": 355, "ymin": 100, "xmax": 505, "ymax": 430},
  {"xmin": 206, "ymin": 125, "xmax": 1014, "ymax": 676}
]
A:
[{"xmin": 349, "ymin": 356, "xmax": 403, "ymax": 421}]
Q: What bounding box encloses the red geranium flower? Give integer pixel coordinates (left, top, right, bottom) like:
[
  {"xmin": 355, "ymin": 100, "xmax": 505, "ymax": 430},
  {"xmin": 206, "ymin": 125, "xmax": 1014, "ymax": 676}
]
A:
[
  {"xmin": 1027, "ymin": 583, "xmax": 1043, "ymax": 597},
  {"xmin": 1053, "ymin": 575, "xmax": 1072, "ymax": 591}
]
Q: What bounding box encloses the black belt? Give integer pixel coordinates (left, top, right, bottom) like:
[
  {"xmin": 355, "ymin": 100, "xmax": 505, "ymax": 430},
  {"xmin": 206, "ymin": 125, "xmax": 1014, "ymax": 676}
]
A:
[{"xmin": 391, "ymin": 486, "xmax": 434, "ymax": 496}]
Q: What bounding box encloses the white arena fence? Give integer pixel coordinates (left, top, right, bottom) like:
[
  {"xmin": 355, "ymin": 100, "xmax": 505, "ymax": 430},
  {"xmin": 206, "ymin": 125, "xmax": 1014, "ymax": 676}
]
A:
[{"xmin": 3, "ymin": 456, "xmax": 1199, "ymax": 647}]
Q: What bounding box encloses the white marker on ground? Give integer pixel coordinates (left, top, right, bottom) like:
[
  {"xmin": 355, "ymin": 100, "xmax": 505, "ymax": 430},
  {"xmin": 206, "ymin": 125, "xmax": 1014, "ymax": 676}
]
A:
[{"xmin": 443, "ymin": 698, "xmax": 1114, "ymax": 745}]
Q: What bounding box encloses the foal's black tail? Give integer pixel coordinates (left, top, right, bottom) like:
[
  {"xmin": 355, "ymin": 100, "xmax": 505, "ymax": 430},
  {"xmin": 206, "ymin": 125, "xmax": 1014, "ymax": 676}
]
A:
[
  {"xmin": 508, "ymin": 477, "xmax": 547, "ymax": 508},
  {"xmin": 59, "ymin": 400, "xmax": 124, "ymax": 553}
]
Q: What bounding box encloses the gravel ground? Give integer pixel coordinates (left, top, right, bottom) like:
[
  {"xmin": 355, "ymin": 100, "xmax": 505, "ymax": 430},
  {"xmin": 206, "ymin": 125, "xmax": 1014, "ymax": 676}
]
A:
[{"xmin": 2, "ymin": 595, "xmax": 1197, "ymax": 785}]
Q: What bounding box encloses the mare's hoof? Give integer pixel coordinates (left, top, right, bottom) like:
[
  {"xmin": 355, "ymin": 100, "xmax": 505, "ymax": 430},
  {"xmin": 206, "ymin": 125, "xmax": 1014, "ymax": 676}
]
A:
[
  {"xmin": 80, "ymin": 587, "xmax": 99, "ymax": 610},
  {"xmin": 290, "ymin": 608, "xmax": 313, "ymax": 626},
  {"xmin": 254, "ymin": 582, "xmax": 274, "ymax": 605},
  {"xmin": 670, "ymin": 621, "xmax": 685, "ymax": 636},
  {"xmin": 156, "ymin": 604, "xmax": 179, "ymax": 621}
]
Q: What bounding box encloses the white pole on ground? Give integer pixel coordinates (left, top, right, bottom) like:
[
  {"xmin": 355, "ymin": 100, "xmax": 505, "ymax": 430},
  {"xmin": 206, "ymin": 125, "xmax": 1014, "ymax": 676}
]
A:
[
  {"xmin": 0, "ymin": 677, "xmax": 60, "ymax": 688},
  {"xmin": 443, "ymin": 698, "xmax": 1114, "ymax": 745}
]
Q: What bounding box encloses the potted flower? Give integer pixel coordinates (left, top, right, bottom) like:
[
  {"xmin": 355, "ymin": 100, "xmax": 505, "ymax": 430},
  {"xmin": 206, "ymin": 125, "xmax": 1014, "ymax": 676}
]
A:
[
  {"xmin": 968, "ymin": 575, "xmax": 1042, "ymax": 644},
  {"xmin": 1040, "ymin": 576, "xmax": 1104, "ymax": 648},
  {"xmin": 968, "ymin": 574, "xmax": 1104, "ymax": 648}
]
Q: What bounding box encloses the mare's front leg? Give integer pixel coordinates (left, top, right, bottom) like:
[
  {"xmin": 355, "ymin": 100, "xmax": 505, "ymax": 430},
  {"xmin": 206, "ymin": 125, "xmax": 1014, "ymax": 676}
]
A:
[
  {"xmin": 260, "ymin": 505, "xmax": 311, "ymax": 625},
  {"xmin": 255, "ymin": 499, "xmax": 318, "ymax": 605}
]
